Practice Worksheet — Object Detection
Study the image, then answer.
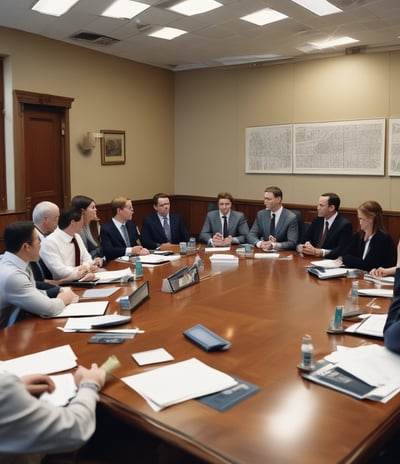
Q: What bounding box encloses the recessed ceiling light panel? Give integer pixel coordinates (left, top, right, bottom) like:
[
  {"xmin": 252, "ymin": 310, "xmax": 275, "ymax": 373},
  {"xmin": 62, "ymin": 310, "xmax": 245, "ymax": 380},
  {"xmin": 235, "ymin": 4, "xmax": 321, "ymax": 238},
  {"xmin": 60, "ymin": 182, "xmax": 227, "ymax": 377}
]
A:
[
  {"xmin": 168, "ymin": 0, "xmax": 222, "ymax": 16},
  {"xmin": 102, "ymin": 0, "xmax": 150, "ymax": 19},
  {"xmin": 241, "ymin": 8, "xmax": 288, "ymax": 26},
  {"xmin": 291, "ymin": 0, "xmax": 342, "ymax": 17},
  {"xmin": 149, "ymin": 27, "xmax": 187, "ymax": 40},
  {"xmin": 32, "ymin": 0, "xmax": 79, "ymax": 16},
  {"xmin": 310, "ymin": 36, "xmax": 359, "ymax": 49}
]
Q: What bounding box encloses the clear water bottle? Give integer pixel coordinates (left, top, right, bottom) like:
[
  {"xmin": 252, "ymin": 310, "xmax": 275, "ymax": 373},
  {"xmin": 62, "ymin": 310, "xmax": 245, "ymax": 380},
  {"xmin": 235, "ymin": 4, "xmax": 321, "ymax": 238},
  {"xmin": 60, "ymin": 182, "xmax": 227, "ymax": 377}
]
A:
[
  {"xmin": 344, "ymin": 280, "xmax": 359, "ymax": 315},
  {"xmin": 301, "ymin": 334, "xmax": 314, "ymax": 369},
  {"xmin": 188, "ymin": 237, "xmax": 196, "ymax": 252}
]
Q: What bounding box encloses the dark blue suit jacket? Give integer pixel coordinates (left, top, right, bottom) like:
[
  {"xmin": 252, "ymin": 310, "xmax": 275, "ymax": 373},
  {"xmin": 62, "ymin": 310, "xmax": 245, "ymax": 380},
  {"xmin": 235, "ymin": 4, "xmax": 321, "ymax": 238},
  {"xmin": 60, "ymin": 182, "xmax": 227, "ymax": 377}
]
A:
[
  {"xmin": 303, "ymin": 214, "xmax": 352, "ymax": 259},
  {"xmin": 100, "ymin": 220, "xmax": 141, "ymax": 261},
  {"xmin": 384, "ymin": 268, "xmax": 400, "ymax": 353},
  {"xmin": 341, "ymin": 230, "xmax": 396, "ymax": 271},
  {"xmin": 141, "ymin": 213, "xmax": 190, "ymax": 249}
]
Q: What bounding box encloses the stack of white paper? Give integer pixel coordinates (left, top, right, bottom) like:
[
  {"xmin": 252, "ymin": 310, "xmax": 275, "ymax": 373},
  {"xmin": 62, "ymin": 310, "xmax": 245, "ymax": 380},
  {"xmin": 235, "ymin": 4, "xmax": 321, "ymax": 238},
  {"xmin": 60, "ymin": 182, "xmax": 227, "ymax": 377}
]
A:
[
  {"xmin": 307, "ymin": 344, "xmax": 400, "ymax": 403},
  {"xmin": 345, "ymin": 314, "xmax": 387, "ymax": 338},
  {"xmin": 358, "ymin": 288, "xmax": 393, "ymax": 298},
  {"xmin": 95, "ymin": 267, "xmax": 133, "ymax": 283},
  {"xmin": 122, "ymin": 358, "xmax": 237, "ymax": 411}
]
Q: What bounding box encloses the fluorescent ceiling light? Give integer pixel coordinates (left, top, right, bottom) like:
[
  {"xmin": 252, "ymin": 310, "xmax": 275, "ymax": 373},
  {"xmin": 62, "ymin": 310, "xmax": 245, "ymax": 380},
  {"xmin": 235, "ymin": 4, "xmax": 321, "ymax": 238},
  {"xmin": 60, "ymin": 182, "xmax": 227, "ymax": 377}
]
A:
[
  {"xmin": 241, "ymin": 8, "xmax": 288, "ymax": 26},
  {"xmin": 149, "ymin": 27, "xmax": 187, "ymax": 40},
  {"xmin": 217, "ymin": 54, "xmax": 282, "ymax": 66},
  {"xmin": 32, "ymin": 0, "xmax": 79, "ymax": 16},
  {"xmin": 310, "ymin": 36, "xmax": 359, "ymax": 49},
  {"xmin": 291, "ymin": 0, "xmax": 342, "ymax": 16},
  {"xmin": 101, "ymin": 0, "xmax": 150, "ymax": 19},
  {"xmin": 168, "ymin": 0, "xmax": 222, "ymax": 16}
]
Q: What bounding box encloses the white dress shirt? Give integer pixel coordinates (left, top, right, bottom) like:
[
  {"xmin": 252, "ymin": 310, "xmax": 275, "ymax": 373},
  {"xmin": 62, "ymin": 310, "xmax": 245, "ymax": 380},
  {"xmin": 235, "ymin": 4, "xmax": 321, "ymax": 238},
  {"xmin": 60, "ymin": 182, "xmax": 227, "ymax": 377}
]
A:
[{"xmin": 40, "ymin": 228, "xmax": 93, "ymax": 280}]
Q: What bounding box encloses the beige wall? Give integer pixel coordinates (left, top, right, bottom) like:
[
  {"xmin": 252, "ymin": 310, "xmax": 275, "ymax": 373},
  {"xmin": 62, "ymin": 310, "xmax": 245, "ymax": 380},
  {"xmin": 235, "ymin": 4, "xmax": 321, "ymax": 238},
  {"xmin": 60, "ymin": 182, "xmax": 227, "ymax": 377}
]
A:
[
  {"xmin": 0, "ymin": 27, "xmax": 174, "ymax": 205},
  {"xmin": 174, "ymin": 52, "xmax": 400, "ymax": 210},
  {"xmin": 3, "ymin": 25, "xmax": 400, "ymax": 211}
]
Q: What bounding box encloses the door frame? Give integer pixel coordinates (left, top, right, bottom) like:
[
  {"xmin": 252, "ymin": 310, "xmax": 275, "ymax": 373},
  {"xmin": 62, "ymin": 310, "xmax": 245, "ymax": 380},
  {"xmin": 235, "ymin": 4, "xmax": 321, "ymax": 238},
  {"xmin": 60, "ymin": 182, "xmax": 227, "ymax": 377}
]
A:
[{"xmin": 14, "ymin": 90, "xmax": 74, "ymax": 212}]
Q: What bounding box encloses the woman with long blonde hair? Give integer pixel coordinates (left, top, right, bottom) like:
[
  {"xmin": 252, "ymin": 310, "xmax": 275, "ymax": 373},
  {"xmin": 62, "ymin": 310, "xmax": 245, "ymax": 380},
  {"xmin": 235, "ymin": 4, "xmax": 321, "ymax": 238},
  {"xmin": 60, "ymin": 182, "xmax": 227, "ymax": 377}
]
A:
[{"xmin": 337, "ymin": 200, "xmax": 396, "ymax": 271}]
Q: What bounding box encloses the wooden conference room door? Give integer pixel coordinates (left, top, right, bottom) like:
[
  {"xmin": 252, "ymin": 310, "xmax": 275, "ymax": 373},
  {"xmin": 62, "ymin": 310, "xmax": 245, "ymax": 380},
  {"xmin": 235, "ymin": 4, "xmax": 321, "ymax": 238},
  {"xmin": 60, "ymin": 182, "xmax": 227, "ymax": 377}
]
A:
[
  {"xmin": 15, "ymin": 90, "xmax": 74, "ymax": 216},
  {"xmin": 24, "ymin": 105, "xmax": 64, "ymax": 214}
]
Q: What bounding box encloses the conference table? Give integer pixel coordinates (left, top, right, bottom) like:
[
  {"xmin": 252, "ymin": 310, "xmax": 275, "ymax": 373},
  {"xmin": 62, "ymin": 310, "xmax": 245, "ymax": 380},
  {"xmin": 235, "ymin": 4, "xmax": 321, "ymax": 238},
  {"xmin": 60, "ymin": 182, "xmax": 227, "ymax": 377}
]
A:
[{"xmin": 0, "ymin": 247, "xmax": 398, "ymax": 464}]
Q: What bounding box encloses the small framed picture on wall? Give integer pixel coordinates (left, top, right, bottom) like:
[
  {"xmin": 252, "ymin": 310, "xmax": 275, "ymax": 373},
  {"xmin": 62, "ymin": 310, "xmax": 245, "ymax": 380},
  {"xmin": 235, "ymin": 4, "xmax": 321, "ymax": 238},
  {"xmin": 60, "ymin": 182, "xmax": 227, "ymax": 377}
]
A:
[{"xmin": 101, "ymin": 130, "xmax": 126, "ymax": 165}]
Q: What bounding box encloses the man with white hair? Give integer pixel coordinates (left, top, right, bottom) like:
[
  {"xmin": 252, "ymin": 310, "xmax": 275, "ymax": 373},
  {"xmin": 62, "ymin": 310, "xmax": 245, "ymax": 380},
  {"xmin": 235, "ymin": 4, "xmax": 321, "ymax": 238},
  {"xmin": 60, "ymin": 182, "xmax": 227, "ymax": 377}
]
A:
[{"xmin": 32, "ymin": 201, "xmax": 60, "ymax": 240}]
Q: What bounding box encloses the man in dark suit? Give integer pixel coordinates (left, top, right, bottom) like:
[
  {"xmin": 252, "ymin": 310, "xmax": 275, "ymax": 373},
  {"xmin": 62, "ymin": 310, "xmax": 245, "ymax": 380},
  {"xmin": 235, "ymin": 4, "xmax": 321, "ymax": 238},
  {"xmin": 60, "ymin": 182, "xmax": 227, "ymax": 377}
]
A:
[
  {"xmin": 100, "ymin": 197, "xmax": 150, "ymax": 261},
  {"xmin": 141, "ymin": 193, "xmax": 190, "ymax": 249},
  {"xmin": 247, "ymin": 186, "xmax": 298, "ymax": 250},
  {"xmin": 199, "ymin": 192, "xmax": 249, "ymax": 246},
  {"xmin": 297, "ymin": 192, "xmax": 352, "ymax": 259}
]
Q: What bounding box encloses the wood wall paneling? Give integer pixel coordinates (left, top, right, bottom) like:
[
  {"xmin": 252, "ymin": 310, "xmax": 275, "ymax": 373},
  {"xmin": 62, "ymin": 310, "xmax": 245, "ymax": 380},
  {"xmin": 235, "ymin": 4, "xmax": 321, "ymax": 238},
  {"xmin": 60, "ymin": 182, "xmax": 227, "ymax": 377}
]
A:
[{"xmin": 1, "ymin": 196, "xmax": 400, "ymax": 253}]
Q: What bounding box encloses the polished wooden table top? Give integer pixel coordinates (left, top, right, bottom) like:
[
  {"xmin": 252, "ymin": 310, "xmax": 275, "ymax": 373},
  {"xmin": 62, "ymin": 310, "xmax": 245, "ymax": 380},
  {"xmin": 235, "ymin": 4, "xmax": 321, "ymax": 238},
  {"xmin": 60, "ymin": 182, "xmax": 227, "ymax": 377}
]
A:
[{"xmin": 0, "ymin": 248, "xmax": 397, "ymax": 464}]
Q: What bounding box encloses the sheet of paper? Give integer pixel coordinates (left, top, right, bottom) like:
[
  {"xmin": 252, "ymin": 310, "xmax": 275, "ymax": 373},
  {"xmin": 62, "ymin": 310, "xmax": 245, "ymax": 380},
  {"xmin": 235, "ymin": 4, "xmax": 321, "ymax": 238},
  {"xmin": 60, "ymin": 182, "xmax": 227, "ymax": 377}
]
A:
[
  {"xmin": 64, "ymin": 315, "xmax": 130, "ymax": 330},
  {"xmin": 358, "ymin": 288, "xmax": 393, "ymax": 298},
  {"xmin": 40, "ymin": 373, "xmax": 77, "ymax": 406},
  {"xmin": 310, "ymin": 259, "xmax": 341, "ymax": 268},
  {"xmin": 209, "ymin": 254, "xmax": 238, "ymax": 262},
  {"xmin": 94, "ymin": 267, "xmax": 133, "ymax": 283},
  {"xmin": 132, "ymin": 348, "xmax": 174, "ymax": 366},
  {"xmin": 122, "ymin": 357, "xmax": 237, "ymax": 411},
  {"xmin": 205, "ymin": 247, "xmax": 231, "ymax": 252},
  {"xmin": 81, "ymin": 287, "xmax": 120, "ymax": 299},
  {"xmin": 49, "ymin": 301, "xmax": 109, "ymax": 318},
  {"xmin": 345, "ymin": 314, "xmax": 387, "ymax": 338},
  {"xmin": 0, "ymin": 344, "xmax": 77, "ymax": 376},
  {"xmin": 337, "ymin": 344, "xmax": 400, "ymax": 387},
  {"xmin": 254, "ymin": 253, "xmax": 279, "ymax": 259}
]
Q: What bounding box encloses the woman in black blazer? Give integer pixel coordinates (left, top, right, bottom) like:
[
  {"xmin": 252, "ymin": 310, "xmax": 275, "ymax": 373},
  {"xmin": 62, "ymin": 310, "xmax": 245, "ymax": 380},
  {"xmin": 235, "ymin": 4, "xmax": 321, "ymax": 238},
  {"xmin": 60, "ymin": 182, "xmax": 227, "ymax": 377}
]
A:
[{"xmin": 337, "ymin": 200, "xmax": 396, "ymax": 272}]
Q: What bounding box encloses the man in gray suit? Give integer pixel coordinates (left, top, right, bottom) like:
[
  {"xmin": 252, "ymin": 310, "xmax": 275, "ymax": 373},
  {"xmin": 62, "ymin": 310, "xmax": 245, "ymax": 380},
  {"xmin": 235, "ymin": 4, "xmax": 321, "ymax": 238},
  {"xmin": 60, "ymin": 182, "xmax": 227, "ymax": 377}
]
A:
[
  {"xmin": 199, "ymin": 192, "xmax": 249, "ymax": 246},
  {"xmin": 248, "ymin": 186, "xmax": 298, "ymax": 250}
]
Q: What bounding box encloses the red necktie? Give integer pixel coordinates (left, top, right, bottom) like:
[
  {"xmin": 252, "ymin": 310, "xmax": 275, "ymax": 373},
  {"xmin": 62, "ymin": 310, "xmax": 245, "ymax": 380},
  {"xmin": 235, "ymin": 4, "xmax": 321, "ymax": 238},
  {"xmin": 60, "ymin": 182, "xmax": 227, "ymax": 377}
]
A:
[{"xmin": 71, "ymin": 236, "xmax": 80, "ymax": 266}]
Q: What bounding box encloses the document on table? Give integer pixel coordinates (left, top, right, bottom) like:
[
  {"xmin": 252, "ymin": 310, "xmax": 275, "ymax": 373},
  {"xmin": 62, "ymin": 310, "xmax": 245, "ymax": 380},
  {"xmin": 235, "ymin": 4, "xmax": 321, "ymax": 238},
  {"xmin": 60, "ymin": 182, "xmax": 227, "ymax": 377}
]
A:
[
  {"xmin": 205, "ymin": 247, "xmax": 231, "ymax": 252},
  {"xmin": 209, "ymin": 254, "xmax": 239, "ymax": 263},
  {"xmin": 357, "ymin": 288, "xmax": 393, "ymax": 298},
  {"xmin": 47, "ymin": 301, "xmax": 109, "ymax": 318},
  {"xmin": 40, "ymin": 373, "xmax": 77, "ymax": 406},
  {"xmin": 95, "ymin": 268, "xmax": 133, "ymax": 283},
  {"xmin": 310, "ymin": 259, "xmax": 342, "ymax": 268},
  {"xmin": 62, "ymin": 315, "xmax": 131, "ymax": 331},
  {"xmin": 364, "ymin": 274, "xmax": 394, "ymax": 286},
  {"xmin": 0, "ymin": 344, "xmax": 77, "ymax": 376},
  {"xmin": 81, "ymin": 287, "xmax": 120, "ymax": 299},
  {"xmin": 304, "ymin": 344, "xmax": 400, "ymax": 402},
  {"xmin": 122, "ymin": 357, "xmax": 238, "ymax": 411},
  {"xmin": 345, "ymin": 314, "xmax": 387, "ymax": 338}
]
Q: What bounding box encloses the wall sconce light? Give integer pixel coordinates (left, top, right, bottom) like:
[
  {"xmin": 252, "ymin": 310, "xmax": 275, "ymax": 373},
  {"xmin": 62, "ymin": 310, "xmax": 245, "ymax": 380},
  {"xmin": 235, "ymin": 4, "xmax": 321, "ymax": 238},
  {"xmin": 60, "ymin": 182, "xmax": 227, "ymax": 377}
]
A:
[{"xmin": 78, "ymin": 131, "xmax": 103, "ymax": 152}]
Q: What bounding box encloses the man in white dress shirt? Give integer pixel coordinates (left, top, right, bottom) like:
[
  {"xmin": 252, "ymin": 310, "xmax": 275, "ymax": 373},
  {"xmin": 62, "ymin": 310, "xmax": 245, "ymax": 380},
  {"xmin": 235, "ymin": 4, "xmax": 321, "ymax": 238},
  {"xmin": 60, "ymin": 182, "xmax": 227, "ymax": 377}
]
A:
[{"xmin": 40, "ymin": 208, "xmax": 102, "ymax": 281}]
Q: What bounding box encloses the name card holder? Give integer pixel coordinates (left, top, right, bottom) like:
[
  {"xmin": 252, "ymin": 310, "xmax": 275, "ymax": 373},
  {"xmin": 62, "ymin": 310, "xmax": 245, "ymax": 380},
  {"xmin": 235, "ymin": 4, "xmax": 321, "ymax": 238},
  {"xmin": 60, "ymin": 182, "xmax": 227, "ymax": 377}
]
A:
[
  {"xmin": 161, "ymin": 264, "xmax": 200, "ymax": 293},
  {"xmin": 120, "ymin": 281, "xmax": 150, "ymax": 311}
]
